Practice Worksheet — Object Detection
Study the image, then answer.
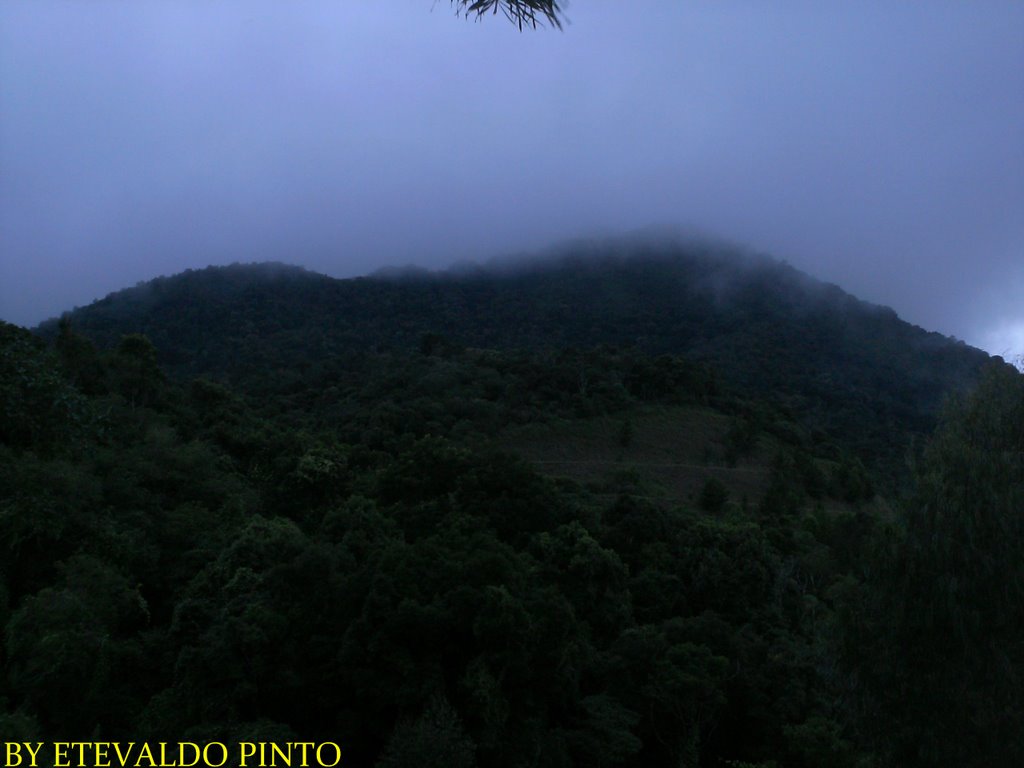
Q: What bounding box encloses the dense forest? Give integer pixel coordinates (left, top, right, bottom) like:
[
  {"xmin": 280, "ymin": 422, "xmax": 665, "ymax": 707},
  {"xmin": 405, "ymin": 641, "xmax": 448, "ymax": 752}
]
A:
[{"xmin": 3, "ymin": 242, "xmax": 1021, "ymax": 767}]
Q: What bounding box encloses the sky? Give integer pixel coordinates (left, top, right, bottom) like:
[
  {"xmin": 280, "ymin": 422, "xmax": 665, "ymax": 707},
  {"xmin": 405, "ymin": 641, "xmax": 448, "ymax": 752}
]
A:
[{"xmin": 1, "ymin": 1, "xmax": 1022, "ymax": 354}]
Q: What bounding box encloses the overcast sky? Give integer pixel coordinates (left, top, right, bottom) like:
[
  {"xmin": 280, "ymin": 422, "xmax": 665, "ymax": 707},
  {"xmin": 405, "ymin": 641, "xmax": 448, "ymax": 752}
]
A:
[{"xmin": 2, "ymin": 1, "xmax": 1022, "ymax": 354}]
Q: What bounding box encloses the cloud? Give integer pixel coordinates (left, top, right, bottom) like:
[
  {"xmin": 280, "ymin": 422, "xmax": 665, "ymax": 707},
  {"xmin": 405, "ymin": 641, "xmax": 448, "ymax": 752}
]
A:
[{"xmin": 1, "ymin": 1, "xmax": 1022, "ymax": 353}]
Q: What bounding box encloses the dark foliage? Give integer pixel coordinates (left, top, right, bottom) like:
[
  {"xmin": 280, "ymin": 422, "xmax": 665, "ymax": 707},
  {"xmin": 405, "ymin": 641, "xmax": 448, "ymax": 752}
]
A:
[
  {"xmin": 451, "ymin": 0, "xmax": 564, "ymax": 30},
  {"xmin": 40, "ymin": 244, "xmax": 989, "ymax": 485},
  {"xmin": 2, "ymin": 245, "xmax": 1015, "ymax": 766}
]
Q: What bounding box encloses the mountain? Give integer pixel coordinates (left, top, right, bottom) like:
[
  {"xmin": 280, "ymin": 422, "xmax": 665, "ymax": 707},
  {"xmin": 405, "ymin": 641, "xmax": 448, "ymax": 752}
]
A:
[
  {"xmin": 41, "ymin": 239, "xmax": 991, "ymax": 468},
  {"xmin": 6, "ymin": 238, "xmax": 1020, "ymax": 766}
]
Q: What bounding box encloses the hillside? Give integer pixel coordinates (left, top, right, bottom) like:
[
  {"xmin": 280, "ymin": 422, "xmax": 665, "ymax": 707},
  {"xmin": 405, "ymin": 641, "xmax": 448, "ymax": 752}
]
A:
[
  {"xmin": 41, "ymin": 239, "xmax": 991, "ymax": 478},
  {"xmin": 4, "ymin": 239, "xmax": 1021, "ymax": 766}
]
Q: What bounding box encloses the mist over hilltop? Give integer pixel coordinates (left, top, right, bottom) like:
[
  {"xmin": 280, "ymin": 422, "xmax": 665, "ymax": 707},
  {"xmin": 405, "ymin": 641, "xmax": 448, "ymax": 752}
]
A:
[
  {"xmin": 43, "ymin": 238, "xmax": 992, "ymax": 480},
  {"xmin": 2, "ymin": 3, "xmax": 1022, "ymax": 352}
]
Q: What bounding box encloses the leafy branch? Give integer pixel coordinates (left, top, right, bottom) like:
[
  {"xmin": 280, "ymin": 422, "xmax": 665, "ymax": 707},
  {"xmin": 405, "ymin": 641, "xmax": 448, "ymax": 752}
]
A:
[{"xmin": 451, "ymin": 0, "xmax": 565, "ymax": 30}]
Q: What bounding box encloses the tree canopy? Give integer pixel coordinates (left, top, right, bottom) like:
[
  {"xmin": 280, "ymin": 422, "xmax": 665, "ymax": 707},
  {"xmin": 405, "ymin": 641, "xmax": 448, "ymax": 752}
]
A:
[{"xmin": 2, "ymin": 246, "xmax": 1015, "ymax": 765}]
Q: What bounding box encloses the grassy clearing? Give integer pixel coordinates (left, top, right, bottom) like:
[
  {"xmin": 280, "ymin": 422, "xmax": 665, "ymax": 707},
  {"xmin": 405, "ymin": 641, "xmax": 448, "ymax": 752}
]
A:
[{"xmin": 502, "ymin": 404, "xmax": 772, "ymax": 507}]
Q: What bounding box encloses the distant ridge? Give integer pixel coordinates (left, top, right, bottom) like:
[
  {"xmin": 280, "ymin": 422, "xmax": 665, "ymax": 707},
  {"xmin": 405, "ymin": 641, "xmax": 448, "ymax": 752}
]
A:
[{"xmin": 40, "ymin": 238, "xmax": 992, "ymax": 458}]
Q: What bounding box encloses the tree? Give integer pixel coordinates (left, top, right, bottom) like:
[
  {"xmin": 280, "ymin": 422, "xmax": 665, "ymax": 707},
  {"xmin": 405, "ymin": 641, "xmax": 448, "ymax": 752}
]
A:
[
  {"xmin": 699, "ymin": 477, "xmax": 729, "ymax": 513},
  {"xmin": 843, "ymin": 363, "xmax": 1024, "ymax": 767},
  {"xmin": 0, "ymin": 322, "xmax": 89, "ymax": 453},
  {"xmin": 113, "ymin": 334, "xmax": 164, "ymax": 408},
  {"xmin": 451, "ymin": 0, "xmax": 564, "ymax": 30},
  {"xmin": 377, "ymin": 695, "xmax": 476, "ymax": 768}
]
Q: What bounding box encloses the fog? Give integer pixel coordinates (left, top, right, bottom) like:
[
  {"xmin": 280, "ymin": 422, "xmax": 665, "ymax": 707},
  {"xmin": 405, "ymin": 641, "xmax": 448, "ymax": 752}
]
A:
[{"xmin": 1, "ymin": 1, "xmax": 1022, "ymax": 354}]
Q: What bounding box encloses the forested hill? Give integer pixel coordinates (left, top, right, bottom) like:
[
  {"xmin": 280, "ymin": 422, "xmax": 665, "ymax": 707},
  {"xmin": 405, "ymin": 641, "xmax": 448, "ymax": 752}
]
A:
[
  {"xmin": 41, "ymin": 242, "xmax": 990, "ymax": 445},
  {"xmin": 8, "ymin": 242, "xmax": 1022, "ymax": 767}
]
